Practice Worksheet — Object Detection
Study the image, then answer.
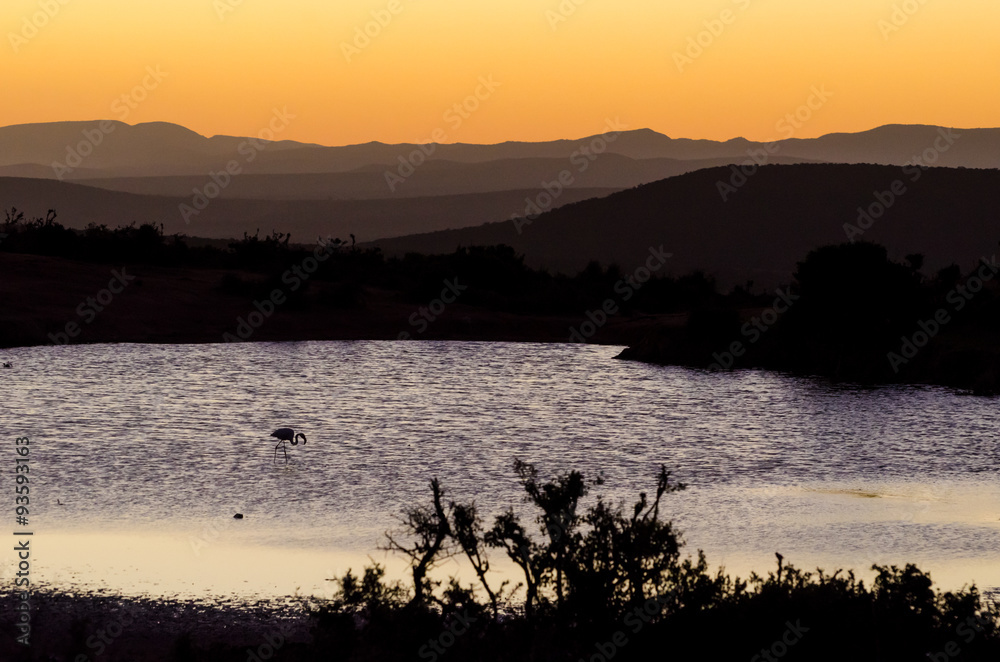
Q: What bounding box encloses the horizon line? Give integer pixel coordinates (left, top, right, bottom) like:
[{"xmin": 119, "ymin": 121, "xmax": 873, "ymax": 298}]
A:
[{"xmin": 1, "ymin": 119, "xmax": 995, "ymax": 151}]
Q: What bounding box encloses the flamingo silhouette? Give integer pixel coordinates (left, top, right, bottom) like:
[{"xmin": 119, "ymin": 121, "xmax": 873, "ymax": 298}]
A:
[{"xmin": 270, "ymin": 428, "xmax": 307, "ymax": 464}]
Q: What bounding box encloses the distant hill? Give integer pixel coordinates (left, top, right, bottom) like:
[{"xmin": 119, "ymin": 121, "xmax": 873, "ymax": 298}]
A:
[
  {"xmin": 65, "ymin": 155, "xmax": 811, "ymax": 200},
  {"xmin": 1, "ymin": 121, "xmax": 997, "ymax": 182},
  {"xmin": 371, "ymin": 163, "xmax": 1000, "ymax": 288},
  {"xmin": 3, "ymin": 123, "xmax": 997, "ymax": 253},
  {"xmin": 0, "ymin": 177, "xmax": 616, "ymax": 242},
  {"xmin": 0, "ymin": 121, "xmax": 314, "ymax": 177}
]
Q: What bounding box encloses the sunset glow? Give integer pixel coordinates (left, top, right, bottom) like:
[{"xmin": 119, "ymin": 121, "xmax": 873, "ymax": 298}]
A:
[{"xmin": 3, "ymin": 0, "xmax": 998, "ymax": 144}]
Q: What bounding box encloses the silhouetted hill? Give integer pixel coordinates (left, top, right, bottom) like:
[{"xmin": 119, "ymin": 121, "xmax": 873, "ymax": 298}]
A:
[
  {"xmin": 2, "ymin": 121, "xmax": 997, "ymax": 181},
  {"xmin": 0, "ymin": 120, "xmax": 314, "ymax": 177},
  {"xmin": 0, "ymin": 162, "xmax": 103, "ymax": 178},
  {"xmin": 66, "ymin": 155, "xmax": 810, "ymax": 200},
  {"xmin": 776, "ymin": 124, "xmax": 999, "ymax": 167},
  {"xmin": 371, "ymin": 163, "xmax": 1000, "ymax": 287},
  {"xmin": 0, "ymin": 177, "xmax": 615, "ymax": 241}
]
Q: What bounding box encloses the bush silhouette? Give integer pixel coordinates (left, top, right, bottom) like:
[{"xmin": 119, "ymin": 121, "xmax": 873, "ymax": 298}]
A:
[{"xmin": 306, "ymin": 461, "xmax": 1000, "ymax": 662}]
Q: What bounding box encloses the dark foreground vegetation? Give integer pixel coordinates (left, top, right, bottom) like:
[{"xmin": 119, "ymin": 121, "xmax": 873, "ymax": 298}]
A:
[
  {"xmin": 0, "ymin": 207, "xmax": 727, "ymax": 315},
  {"xmin": 620, "ymin": 241, "xmax": 1000, "ymax": 394},
  {"xmin": 0, "ymin": 207, "xmax": 747, "ymax": 348},
  {"xmin": 5, "ymin": 207, "xmax": 1000, "ymax": 393},
  {"xmin": 4, "ymin": 462, "xmax": 998, "ymax": 661}
]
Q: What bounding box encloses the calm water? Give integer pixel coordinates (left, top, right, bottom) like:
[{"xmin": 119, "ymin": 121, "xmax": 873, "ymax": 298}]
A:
[{"xmin": 2, "ymin": 341, "xmax": 999, "ymax": 600}]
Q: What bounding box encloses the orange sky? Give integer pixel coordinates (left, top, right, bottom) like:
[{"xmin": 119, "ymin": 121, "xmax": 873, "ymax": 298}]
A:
[{"xmin": 2, "ymin": 0, "xmax": 998, "ymax": 145}]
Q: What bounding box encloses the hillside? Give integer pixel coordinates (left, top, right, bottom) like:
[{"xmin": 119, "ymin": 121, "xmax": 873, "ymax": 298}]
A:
[
  {"xmin": 0, "ymin": 177, "xmax": 616, "ymax": 242},
  {"xmin": 65, "ymin": 154, "xmax": 812, "ymax": 201},
  {"xmin": 372, "ymin": 163, "xmax": 1000, "ymax": 288}
]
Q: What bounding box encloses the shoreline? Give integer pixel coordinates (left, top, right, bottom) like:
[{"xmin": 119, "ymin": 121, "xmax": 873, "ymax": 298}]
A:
[
  {"xmin": 0, "ymin": 250, "xmax": 677, "ymax": 350},
  {"xmin": 5, "ymin": 250, "xmax": 999, "ymax": 395}
]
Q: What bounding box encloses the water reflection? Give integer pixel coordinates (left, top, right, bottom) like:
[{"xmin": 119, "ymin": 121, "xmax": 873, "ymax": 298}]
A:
[{"xmin": 2, "ymin": 341, "xmax": 998, "ymax": 598}]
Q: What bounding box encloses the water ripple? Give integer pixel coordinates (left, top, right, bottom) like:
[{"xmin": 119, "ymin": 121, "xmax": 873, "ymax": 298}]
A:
[{"xmin": 3, "ymin": 340, "xmax": 999, "ymax": 594}]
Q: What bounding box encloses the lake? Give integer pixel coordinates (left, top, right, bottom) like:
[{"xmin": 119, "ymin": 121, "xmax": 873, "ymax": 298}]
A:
[{"xmin": 3, "ymin": 341, "xmax": 999, "ymax": 602}]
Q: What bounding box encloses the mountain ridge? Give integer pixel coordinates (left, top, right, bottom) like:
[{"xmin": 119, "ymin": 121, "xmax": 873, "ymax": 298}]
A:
[{"xmin": 2, "ymin": 121, "xmax": 998, "ymax": 178}]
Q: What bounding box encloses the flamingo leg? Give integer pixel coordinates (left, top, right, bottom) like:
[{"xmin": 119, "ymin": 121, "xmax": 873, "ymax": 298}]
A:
[{"xmin": 274, "ymin": 441, "xmax": 286, "ymax": 464}]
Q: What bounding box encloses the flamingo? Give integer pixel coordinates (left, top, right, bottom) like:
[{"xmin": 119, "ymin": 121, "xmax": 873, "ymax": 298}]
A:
[{"xmin": 270, "ymin": 428, "xmax": 307, "ymax": 464}]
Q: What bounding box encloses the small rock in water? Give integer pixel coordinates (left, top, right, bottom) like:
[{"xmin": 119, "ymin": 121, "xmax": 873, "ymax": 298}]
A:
[{"xmin": 233, "ymin": 513, "xmax": 244, "ymax": 519}]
